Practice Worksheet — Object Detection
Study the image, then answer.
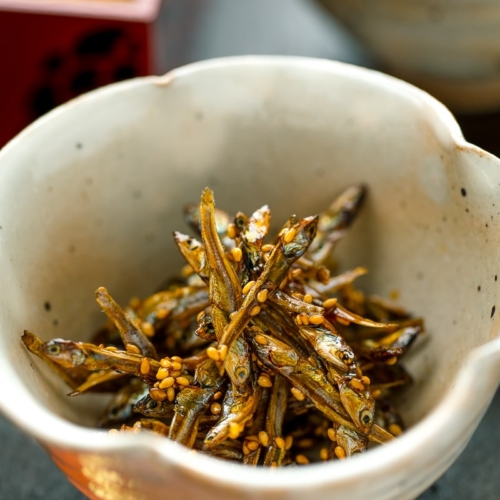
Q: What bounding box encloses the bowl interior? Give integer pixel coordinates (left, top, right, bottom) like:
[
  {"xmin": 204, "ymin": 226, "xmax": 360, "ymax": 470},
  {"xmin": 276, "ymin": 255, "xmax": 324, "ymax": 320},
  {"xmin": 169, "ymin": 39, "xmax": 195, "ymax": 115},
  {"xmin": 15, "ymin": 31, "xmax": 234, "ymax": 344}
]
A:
[{"xmin": 1, "ymin": 57, "xmax": 500, "ymax": 431}]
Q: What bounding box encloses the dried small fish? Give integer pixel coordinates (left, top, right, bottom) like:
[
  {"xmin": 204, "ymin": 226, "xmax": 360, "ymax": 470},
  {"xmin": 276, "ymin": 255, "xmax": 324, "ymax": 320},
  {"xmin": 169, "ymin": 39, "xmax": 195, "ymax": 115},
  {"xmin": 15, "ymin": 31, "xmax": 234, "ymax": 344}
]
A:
[{"xmin": 23, "ymin": 186, "xmax": 424, "ymax": 466}]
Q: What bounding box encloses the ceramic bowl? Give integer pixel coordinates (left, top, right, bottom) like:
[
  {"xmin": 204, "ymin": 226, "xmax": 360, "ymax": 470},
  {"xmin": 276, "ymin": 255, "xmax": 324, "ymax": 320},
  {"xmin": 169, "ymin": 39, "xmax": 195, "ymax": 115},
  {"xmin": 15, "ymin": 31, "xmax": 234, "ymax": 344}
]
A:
[
  {"xmin": 1, "ymin": 56, "xmax": 500, "ymax": 500},
  {"xmin": 316, "ymin": 0, "xmax": 500, "ymax": 113}
]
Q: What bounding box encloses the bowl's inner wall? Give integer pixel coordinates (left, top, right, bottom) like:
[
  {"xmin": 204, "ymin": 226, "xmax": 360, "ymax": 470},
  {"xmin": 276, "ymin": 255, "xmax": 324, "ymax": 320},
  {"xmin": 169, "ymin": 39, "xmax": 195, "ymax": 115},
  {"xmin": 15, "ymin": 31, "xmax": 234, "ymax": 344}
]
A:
[{"xmin": 1, "ymin": 60, "xmax": 499, "ymax": 428}]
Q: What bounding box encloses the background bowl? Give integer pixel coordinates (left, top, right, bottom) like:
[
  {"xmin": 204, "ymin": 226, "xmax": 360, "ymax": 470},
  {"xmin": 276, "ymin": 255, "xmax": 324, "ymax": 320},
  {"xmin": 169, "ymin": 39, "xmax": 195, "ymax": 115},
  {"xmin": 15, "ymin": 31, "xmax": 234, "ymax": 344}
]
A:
[
  {"xmin": 1, "ymin": 56, "xmax": 500, "ymax": 500},
  {"xmin": 316, "ymin": 0, "xmax": 500, "ymax": 114}
]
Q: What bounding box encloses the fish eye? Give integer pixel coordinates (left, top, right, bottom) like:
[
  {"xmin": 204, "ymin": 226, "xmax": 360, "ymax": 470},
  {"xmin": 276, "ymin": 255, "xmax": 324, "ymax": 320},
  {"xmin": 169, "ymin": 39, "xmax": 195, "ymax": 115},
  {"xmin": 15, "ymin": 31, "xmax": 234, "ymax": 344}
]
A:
[
  {"xmin": 235, "ymin": 366, "xmax": 248, "ymax": 381},
  {"xmin": 360, "ymin": 410, "xmax": 373, "ymax": 426},
  {"xmin": 46, "ymin": 344, "xmax": 61, "ymax": 355},
  {"xmin": 235, "ymin": 216, "xmax": 246, "ymax": 230},
  {"xmin": 147, "ymin": 400, "xmax": 158, "ymax": 410},
  {"xmin": 342, "ymin": 351, "xmax": 354, "ymax": 364},
  {"xmin": 110, "ymin": 406, "xmax": 120, "ymax": 416}
]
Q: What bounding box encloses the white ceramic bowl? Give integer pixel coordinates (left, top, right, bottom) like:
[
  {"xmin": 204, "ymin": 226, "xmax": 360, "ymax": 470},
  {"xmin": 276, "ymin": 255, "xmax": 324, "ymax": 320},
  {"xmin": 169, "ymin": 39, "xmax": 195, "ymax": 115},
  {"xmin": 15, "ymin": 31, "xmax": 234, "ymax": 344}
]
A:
[
  {"xmin": 317, "ymin": 0, "xmax": 500, "ymax": 113},
  {"xmin": 1, "ymin": 56, "xmax": 500, "ymax": 500}
]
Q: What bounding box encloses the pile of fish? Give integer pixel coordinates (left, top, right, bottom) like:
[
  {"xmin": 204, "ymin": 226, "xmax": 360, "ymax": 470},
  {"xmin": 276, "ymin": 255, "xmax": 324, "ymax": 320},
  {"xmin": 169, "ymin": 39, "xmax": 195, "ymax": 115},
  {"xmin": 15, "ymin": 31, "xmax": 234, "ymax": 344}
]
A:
[{"xmin": 23, "ymin": 186, "xmax": 423, "ymax": 466}]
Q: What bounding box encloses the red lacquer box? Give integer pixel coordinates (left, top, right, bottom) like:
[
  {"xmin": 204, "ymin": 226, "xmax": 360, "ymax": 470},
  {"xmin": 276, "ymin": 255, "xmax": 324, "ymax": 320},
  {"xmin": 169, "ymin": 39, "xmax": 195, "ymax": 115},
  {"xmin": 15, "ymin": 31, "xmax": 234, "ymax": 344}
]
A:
[{"xmin": 0, "ymin": 0, "xmax": 199, "ymax": 147}]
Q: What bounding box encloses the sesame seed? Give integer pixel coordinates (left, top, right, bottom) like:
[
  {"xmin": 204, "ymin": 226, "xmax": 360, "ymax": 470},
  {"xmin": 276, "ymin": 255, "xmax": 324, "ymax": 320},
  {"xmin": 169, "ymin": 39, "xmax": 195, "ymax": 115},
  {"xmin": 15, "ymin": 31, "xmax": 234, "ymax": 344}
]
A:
[
  {"xmin": 210, "ymin": 402, "xmax": 222, "ymax": 415},
  {"xmin": 284, "ymin": 435, "xmax": 293, "ymax": 450},
  {"xmin": 255, "ymin": 334, "xmax": 268, "ymax": 345},
  {"xmin": 156, "ymin": 308, "xmax": 169, "ymax": 320},
  {"xmin": 300, "ymin": 313, "xmax": 309, "ymax": 325},
  {"xmin": 140, "ymin": 358, "xmax": 150, "ymax": 375},
  {"xmin": 291, "ymin": 292, "xmax": 303, "ymax": 300},
  {"xmin": 250, "ymin": 305, "xmax": 261, "ymax": 316},
  {"xmin": 149, "ymin": 388, "xmax": 167, "ymax": 401},
  {"xmin": 171, "ymin": 361, "xmax": 183, "ymax": 371},
  {"xmin": 242, "ymin": 443, "xmax": 251, "ymax": 455},
  {"xmin": 257, "ymin": 289, "xmax": 268, "ymax": 303},
  {"xmin": 247, "ymin": 440, "xmax": 260, "ymax": 451},
  {"xmin": 283, "ymin": 228, "xmax": 297, "ymax": 243},
  {"xmin": 320, "ymin": 448, "xmax": 329, "ymax": 461},
  {"xmin": 262, "ymin": 244, "xmax": 274, "ymax": 252},
  {"xmin": 291, "ymin": 268, "xmax": 302, "ymax": 278},
  {"xmin": 181, "ymin": 264, "xmax": 194, "ymax": 277},
  {"xmin": 297, "ymin": 438, "xmax": 314, "ymax": 448},
  {"xmin": 214, "ymin": 391, "xmax": 223, "ymax": 400},
  {"xmin": 336, "ymin": 317, "xmax": 351, "ymax": 326},
  {"xmin": 109, "ymin": 429, "xmax": 120, "ymax": 435},
  {"xmin": 167, "ymin": 387, "xmax": 176, "ymax": 402},
  {"xmin": 207, "ymin": 346, "xmax": 220, "ymax": 361},
  {"xmin": 160, "ymin": 358, "xmax": 172, "ymax": 368},
  {"xmin": 228, "ymin": 422, "xmax": 241, "ymax": 440},
  {"xmin": 389, "ymin": 424, "xmax": 403, "ymax": 436},
  {"xmin": 171, "ymin": 356, "xmax": 183, "ymax": 363},
  {"xmin": 303, "ymin": 294, "xmax": 313, "ymax": 304},
  {"xmin": 350, "ymin": 378, "xmax": 365, "ymax": 391},
  {"xmin": 226, "ymin": 224, "xmax": 237, "ymax": 239},
  {"xmin": 176, "ymin": 376, "xmax": 190, "ymax": 386},
  {"xmin": 242, "ymin": 280, "xmax": 256, "ymax": 295},
  {"xmin": 372, "ymin": 389, "xmax": 382, "ymax": 399},
  {"xmin": 258, "ymin": 374, "xmax": 273, "ymax": 388},
  {"xmin": 317, "ymin": 268, "xmax": 330, "ymax": 284},
  {"xmin": 327, "ymin": 428, "xmax": 336, "ymax": 442},
  {"xmin": 141, "ymin": 321, "xmax": 155, "ymax": 337},
  {"xmin": 127, "ymin": 344, "xmax": 141, "ymax": 354},
  {"xmin": 385, "ymin": 356, "xmax": 398, "ymax": 365},
  {"xmin": 296, "ymin": 454, "xmax": 310, "ymax": 465},
  {"xmin": 309, "ymin": 314, "xmax": 324, "ymax": 325},
  {"xmin": 291, "ymin": 387, "xmax": 305, "ymax": 401},
  {"xmin": 323, "ymin": 298, "xmax": 338, "ymax": 309},
  {"xmin": 295, "ymin": 314, "xmax": 302, "ymax": 325},
  {"xmin": 159, "ymin": 377, "xmax": 175, "ymax": 389},
  {"xmin": 156, "ymin": 367, "xmax": 170, "ymax": 380},
  {"xmin": 128, "ymin": 297, "xmax": 141, "ymax": 309},
  {"xmin": 361, "ymin": 376, "xmax": 371, "ymax": 386},
  {"xmin": 270, "ymin": 461, "xmax": 277, "ymax": 468},
  {"xmin": 275, "ymin": 437, "xmax": 286, "ymax": 449},
  {"xmin": 169, "ymin": 370, "xmax": 182, "ymax": 378},
  {"xmin": 104, "ymin": 346, "xmax": 118, "ymax": 351},
  {"xmin": 334, "ymin": 446, "xmax": 346, "ymax": 459},
  {"xmin": 259, "ymin": 431, "xmax": 269, "ymax": 447},
  {"xmin": 231, "ymin": 247, "xmax": 243, "ymax": 262},
  {"xmin": 229, "ymin": 311, "xmax": 238, "ymax": 320}
]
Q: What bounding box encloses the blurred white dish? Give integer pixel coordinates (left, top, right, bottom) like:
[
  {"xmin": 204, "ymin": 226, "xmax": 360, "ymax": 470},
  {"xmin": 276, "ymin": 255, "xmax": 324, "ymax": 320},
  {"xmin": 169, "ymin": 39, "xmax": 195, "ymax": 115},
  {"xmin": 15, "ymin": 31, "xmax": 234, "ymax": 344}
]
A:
[{"xmin": 317, "ymin": 0, "xmax": 500, "ymax": 113}]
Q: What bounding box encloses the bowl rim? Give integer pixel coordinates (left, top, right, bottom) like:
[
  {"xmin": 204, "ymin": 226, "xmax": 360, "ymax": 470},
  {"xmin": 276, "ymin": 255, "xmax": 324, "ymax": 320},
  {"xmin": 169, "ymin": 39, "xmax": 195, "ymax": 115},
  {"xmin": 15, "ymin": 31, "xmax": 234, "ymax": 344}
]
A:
[{"xmin": 2, "ymin": 54, "xmax": 500, "ymax": 492}]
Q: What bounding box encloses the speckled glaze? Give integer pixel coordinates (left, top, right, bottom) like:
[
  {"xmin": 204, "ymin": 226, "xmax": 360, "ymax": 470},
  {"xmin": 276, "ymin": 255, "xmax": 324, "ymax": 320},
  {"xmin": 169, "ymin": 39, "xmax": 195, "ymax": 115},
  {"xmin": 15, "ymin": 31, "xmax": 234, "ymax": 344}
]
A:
[
  {"xmin": 317, "ymin": 0, "xmax": 500, "ymax": 113},
  {"xmin": 1, "ymin": 56, "xmax": 500, "ymax": 500}
]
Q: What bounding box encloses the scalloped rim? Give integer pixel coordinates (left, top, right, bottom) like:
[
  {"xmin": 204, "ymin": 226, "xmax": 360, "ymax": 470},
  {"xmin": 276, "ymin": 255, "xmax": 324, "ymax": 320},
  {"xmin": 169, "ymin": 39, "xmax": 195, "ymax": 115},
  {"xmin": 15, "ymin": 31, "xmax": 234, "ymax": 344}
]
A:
[{"xmin": 2, "ymin": 55, "xmax": 500, "ymax": 493}]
